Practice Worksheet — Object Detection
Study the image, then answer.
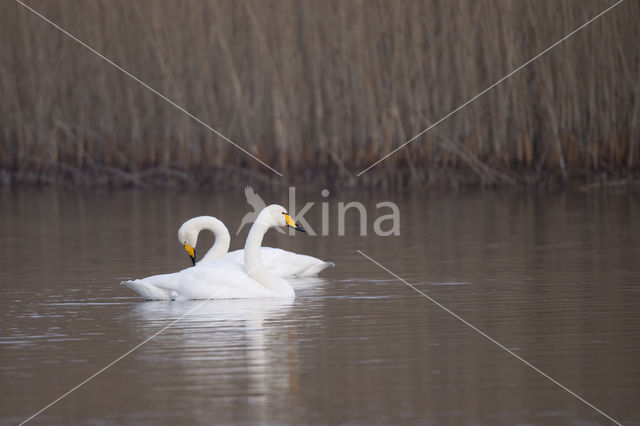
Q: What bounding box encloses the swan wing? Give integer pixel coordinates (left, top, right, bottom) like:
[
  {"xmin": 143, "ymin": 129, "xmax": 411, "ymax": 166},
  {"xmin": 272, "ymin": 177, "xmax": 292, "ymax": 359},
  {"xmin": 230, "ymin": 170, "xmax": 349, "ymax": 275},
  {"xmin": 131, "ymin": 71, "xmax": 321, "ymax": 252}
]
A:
[{"xmin": 226, "ymin": 248, "xmax": 334, "ymax": 278}]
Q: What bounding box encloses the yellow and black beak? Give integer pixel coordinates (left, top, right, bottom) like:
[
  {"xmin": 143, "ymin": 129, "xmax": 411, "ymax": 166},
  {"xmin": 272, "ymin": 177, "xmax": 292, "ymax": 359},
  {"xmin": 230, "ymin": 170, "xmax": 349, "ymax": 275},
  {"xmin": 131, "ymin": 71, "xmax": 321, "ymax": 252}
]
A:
[
  {"xmin": 184, "ymin": 243, "xmax": 196, "ymax": 266},
  {"xmin": 284, "ymin": 213, "xmax": 306, "ymax": 232}
]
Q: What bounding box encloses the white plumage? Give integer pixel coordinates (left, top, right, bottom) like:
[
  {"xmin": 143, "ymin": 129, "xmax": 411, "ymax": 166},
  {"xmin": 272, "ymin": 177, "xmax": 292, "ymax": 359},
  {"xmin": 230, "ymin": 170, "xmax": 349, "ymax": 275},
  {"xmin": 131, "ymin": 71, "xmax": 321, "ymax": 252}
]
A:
[
  {"xmin": 177, "ymin": 214, "xmax": 333, "ymax": 277},
  {"xmin": 122, "ymin": 205, "xmax": 309, "ymax": 300}
]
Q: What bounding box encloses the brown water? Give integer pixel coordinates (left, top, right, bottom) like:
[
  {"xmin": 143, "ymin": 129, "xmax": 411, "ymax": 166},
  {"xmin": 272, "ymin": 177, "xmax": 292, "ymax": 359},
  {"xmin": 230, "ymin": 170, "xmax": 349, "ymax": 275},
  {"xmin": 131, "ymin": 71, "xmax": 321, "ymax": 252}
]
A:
[{"xmin": 1, "ymin": 188, "xmax": 639, "ymax": 425}]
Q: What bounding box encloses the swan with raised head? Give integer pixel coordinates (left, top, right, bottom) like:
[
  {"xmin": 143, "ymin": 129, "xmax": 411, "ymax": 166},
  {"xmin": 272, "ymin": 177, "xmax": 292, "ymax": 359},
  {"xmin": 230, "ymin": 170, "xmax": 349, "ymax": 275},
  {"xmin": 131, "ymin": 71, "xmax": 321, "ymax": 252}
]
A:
[
  {"xmin": 121, "ymin": 205, "xmax": 306, "ymax": 300},
  {"xmin": 178, "ymin": 216, "xmax": 334, "ymax": 277}
]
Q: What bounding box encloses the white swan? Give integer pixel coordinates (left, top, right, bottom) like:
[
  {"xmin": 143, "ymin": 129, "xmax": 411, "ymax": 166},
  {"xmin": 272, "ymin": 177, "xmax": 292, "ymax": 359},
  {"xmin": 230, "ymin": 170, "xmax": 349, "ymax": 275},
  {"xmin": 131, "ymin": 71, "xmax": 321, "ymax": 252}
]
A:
[
  {"xmin": 122, "ymin": 205, "xmax": 306, "ymax": 300},
  {"xmin": 178, "ymin": 216, "xmax": 334, "ymax": 277}
]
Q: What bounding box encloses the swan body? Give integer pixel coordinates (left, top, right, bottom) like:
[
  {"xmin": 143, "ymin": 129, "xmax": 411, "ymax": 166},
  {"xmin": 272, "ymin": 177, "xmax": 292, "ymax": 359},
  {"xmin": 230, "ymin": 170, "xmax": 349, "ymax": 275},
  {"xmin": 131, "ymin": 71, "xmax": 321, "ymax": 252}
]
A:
[
  {"xmin": 178, "ymin": 215, "xmax": 333, "ymax": 277},
  {"xmin": 123, "ymin": 260, "xmax": 275, "ymax": 301},
  {"xmin": 122, "ymin": 205, "xmax": 304, "ymax": 300},
  {"xmin": 225, "ymin": 248, "xmax": 334, "ymax": 277}
]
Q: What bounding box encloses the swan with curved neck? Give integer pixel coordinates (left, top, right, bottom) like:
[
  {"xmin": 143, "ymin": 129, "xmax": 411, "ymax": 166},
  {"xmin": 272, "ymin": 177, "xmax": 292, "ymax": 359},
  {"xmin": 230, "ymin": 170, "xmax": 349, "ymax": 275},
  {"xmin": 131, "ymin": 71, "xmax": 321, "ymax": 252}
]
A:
[
  {"xmin": 178, "ymin": 216, "xmax": 230, "ymax": 265},
  {"xmin": 178, "ymin": 215, "xmax": 334, "ymax": 277},
  {"xmin": 122, "ymin": 205, "xmax": 306, "ymax": 300}
]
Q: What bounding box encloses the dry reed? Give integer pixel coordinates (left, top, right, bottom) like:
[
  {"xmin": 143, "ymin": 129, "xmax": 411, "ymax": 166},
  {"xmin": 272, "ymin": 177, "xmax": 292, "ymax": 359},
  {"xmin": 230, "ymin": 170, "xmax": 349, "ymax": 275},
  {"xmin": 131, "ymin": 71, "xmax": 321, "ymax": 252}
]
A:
[{"xmin": 0, "ymin": 0, "xmax": 638, "ymax": 189}]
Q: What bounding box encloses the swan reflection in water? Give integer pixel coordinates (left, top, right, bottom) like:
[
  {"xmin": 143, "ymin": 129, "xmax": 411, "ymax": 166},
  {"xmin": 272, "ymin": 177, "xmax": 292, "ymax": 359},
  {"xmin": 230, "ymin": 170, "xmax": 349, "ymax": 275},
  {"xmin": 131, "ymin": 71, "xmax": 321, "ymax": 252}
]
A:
[{"xmin": 127, "ymin": 295, "xmax": 309, "ymax": 422}]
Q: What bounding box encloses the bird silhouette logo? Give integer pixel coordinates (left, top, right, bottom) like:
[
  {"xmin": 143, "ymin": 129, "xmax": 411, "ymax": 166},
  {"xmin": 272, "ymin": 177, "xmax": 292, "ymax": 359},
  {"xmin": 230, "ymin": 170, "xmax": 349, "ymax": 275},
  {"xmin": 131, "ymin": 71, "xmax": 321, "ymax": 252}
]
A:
[{"xmin": 236, "ymin": 186, "xmax": 285, "ymax": 235}]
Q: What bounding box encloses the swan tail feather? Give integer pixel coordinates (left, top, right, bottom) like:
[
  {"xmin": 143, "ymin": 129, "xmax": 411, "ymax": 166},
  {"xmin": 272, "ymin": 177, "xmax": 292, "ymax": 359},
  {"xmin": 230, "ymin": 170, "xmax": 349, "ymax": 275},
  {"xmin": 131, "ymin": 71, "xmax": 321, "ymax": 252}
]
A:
[
  {"xmin": 297, "ymin": 261, "xmax": 335, "ymax": 277},
  {"xmin": 121, "ymin": 280, "xmax": 172, "ymax": 301}
]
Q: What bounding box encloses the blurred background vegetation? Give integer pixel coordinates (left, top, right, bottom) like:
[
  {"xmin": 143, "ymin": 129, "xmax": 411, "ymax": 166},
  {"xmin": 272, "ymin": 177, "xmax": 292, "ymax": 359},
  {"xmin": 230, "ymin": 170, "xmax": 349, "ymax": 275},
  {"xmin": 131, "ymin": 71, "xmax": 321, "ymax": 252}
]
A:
[{"xmin": 1, "ymin": 0, "xmax": 638, "ymax": 190}]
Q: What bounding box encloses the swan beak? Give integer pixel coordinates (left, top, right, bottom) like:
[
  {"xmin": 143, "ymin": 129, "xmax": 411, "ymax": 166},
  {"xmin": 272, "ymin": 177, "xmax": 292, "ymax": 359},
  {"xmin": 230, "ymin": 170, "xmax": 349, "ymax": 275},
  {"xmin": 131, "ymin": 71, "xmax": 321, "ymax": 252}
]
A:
[
  {"xmin": 284, "ymin": 213, "xmax": 306, "ymax": 232},
  {"xmin": 184, "ymin": 243, "xmax": 196, "ymax": 266}
]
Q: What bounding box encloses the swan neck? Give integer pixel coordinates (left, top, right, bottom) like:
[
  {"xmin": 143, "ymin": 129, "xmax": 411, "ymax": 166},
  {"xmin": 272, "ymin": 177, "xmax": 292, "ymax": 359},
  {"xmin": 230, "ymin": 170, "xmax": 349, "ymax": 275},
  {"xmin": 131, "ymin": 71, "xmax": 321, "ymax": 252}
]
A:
[
  {"xmin": 244, "ymin": 223, "xmax": 268, "ymax": 276},
  {"xmin": 199, "ymin": 219, "xmax": 231, "ymax": 263},
  {"xmin": 244, "ymin": 222, "xmax": 295, "ymax": 298}
]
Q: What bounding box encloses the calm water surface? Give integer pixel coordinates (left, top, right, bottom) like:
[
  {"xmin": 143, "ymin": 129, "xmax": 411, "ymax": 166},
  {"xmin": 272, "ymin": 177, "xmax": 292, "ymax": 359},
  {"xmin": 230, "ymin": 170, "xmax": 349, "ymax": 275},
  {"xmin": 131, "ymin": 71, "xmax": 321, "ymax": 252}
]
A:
[{"xmin": 1, "ymin": 188, "xmax": 639, "ymax": 425}]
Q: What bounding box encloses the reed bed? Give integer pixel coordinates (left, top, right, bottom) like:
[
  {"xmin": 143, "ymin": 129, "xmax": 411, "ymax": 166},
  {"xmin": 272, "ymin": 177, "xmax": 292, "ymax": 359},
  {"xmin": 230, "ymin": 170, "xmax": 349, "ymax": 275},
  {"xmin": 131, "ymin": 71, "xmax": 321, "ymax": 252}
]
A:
[{"xmin": 1, "ymin": 0, "xmax": 638, "ymax": 190}]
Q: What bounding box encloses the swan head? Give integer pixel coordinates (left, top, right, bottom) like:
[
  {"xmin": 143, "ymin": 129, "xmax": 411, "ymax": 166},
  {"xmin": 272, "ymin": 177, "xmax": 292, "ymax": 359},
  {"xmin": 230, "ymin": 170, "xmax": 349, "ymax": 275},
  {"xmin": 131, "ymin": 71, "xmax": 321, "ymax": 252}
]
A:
[
  {"xmin": 177, "ymin": 216, "xmax": 232, "ymax": 265},
  {"xmin": 177, "ymin": 217, "xmax": 203, "ymax": 266},
  {"xmin": 256, "ymin": 204, "xmax": 306, "ymax": 232}
]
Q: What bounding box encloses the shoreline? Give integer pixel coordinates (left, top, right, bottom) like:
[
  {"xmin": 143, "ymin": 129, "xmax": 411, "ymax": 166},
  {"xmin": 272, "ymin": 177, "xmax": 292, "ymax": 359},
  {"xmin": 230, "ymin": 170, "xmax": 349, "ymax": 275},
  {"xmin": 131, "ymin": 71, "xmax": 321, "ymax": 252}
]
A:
[{"xmin": 2, "ymin": 165, "xmax": 638, "ymax": 193}]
